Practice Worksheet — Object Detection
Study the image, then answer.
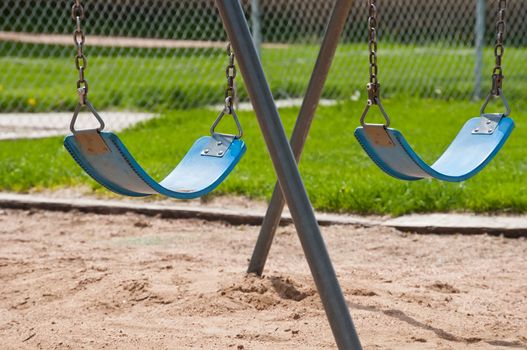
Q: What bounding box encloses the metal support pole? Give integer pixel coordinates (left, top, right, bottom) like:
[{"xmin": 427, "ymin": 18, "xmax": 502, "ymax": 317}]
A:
[
  {"xmin": 248, "ymin": 0, "xmax": 353, "ymax": 276},
  {"xmin": 251, "ymin": 0, "xmax": 262, "ymax": 57},
  {"xmin": 214, "ymin": 1, "xmax": 362, "ymax": 349},
  {"xmin": 474, "ymin": 0, "xmax": 486, "ymax": 100}
]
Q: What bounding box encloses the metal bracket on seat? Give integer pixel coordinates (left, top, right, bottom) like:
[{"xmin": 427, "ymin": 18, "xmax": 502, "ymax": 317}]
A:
[
  {"xmin": 201, "ymin": 133, "xmax": 234, "ymax": 158},
  {"xmin": 363, "ymin": 124, "xmax": 395, "ymax": 147},
  {"xmin": 74, "ymin": 129, "xmax": 110, "ymax": 155},
  {"xmin": 472, "ymin": 113, "xmax": 503, "ymax": 135},
  {"xmin": 209, "ymin": 107, "xmax": 243, "ymax": 140},
  {"xmin": 70, "ymin": 100, "xmax": 105, "ymax": 134}
]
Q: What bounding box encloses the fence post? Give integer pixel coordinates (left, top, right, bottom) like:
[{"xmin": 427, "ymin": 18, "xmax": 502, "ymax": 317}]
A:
[
  {"xmin": 251, "ymin": 0, "xmax": 262, "ymax": 57},
  {"xmin": 474, "ymin": 0, "xmax": 486, "ymax": 100}
]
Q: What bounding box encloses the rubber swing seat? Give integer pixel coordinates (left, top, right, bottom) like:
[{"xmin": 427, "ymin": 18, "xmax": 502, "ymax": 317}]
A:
[
  {"xmin": 64, "ymin": 130, "xmax": 246, "ymax": 199},
  {"xmin": 354, "ymin": 116, "xmax": 514, "ymax": 182}
]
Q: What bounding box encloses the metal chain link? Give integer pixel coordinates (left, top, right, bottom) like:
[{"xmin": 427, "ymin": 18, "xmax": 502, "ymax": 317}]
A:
[
  {"xmin": 69, "ymin": 0, "xmax": 105, "ymax": 133},
  {"xmin": 209, "ymin": 43, "xmax": 243, "ymax": 139},
  {"xmin": 366, "ymin": 0, "xmax": 381, "ymax": 106},
  {"xmin": 359, "ymin": 0, "xmax": 390, "ymax": 127},
  {"xmin": 72, "ymin": 0, "xmax": 88, "ymax": 105},
  {"xmin": 479, "ymin": 0, "xmax": 511, "ymax": 116},
  {"xmin": 368, "ymin": 0, "xmax": 378, "ymax": 85},
  {"xmin": 224, "ymin": 43, "xmax": 237, "ymax": 114},
  {"xmin": 491, "ymin": 0, "xmax": 507, "ymax": 95}
]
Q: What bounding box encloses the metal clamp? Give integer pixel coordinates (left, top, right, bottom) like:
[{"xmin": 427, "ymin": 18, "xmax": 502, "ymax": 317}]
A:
[
  {"xmin": 472, "ymin": 113, "xmax": 503, "ymax": 135},
  {"xmin": 366, "ymin": 82, "xmax": 380, "ymax": 105},
  {"xmin": 201, "ymin": 133, "xmax": 235, "ymax": 158},
  {"xmin": 474, "ymin": 86, "xmax": 511, "ymax": 135},
  {"xmin": 209, "ymin": 100, "xmax": 243, "ymax": 139},
  {"xmin": 490, "ymin": 73, "xmax": 504, "ymax": 95},
  {"xmin": 360, "ymin": 101, "xmax": 391, "ymax": 130},
  {"xmin": 479, "ymin": 88, "xmax": 511, "ymax": 117},
  {"xmin": 70, "ymin": 100, "xmax": 105, "ymax": 134},
  {"xmin": 360, "ymin": 83, "xmax": 390, "ymax": 127}
]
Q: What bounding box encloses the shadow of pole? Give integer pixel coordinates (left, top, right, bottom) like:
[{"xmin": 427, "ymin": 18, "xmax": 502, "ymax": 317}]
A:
[{"xmin": 349, "ymin": 302, "xmax": 525, "ymax": 348}]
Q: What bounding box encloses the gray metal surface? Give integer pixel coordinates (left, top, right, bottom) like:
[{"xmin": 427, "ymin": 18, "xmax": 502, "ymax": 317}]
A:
[
  {"xmin": 214, "ymin": 1, "xmax": 362, "ymax": 349},
  {"xmin": 247, "ymin": 0, "xmax": 354, "ymax": 276},
  {"xmin": 472, "ymin": 114, "xmax": 503, "ymax": 135},
  {"xmin": 201, "ymin": 134, "xmax": 234, "ymax": 158}
]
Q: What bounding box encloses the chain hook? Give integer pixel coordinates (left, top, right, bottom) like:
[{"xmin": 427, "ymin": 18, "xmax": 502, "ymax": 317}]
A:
[
  {"xmin": 491, "ymin": 73, "xmax": 504, "ymax": 96},
  {"xmin": 70, "ymin": 101, "xmax": 106, "ymax": 134},
  {"xmin": 480, "ymin": 88, "xmax": 511, "ymax": 117},
  {"xmin": 210, "ymin": 43, "xmax": 243, "ymax": 138},
  {"xmin": 210, "ymin": 105, "xmax": 243, "ymax": 139},
  {"xmin": 360, "ymin": 83, "xmax": 391, "ymax": 127}
]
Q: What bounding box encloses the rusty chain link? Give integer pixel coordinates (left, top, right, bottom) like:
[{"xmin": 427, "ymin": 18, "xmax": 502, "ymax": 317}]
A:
[
  {"xmin": 491, "ymin": 0, "xmax": 507, "ymax": 95},
  {"xmin": 224, "ymin": 43, "xmax": 237, "ymax": 114},
  {"xmin": 366, "ymin": 0, "xmax": 380, "ymax": 105},
  {"xmin": 368, "ymin": 0, "xmax": 378, "ymax": 85},
  {"xmin": 72, "ymin": 0, "xmax": 88, "ymax": 105}
]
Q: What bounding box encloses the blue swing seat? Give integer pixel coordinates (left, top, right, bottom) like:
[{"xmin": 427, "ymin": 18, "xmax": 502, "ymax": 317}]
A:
[
  {"xmin": 64, "ymin": 130, "xmax": 246, "ymax": 199},
  {"xmin": 354, "ymin": 116, "xmax": 514, "ymax": 182}
]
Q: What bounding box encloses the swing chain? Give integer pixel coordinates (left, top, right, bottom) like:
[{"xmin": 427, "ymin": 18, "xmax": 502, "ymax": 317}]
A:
[
  {"xmin": 360, "ymin": 0, "xmax": 390, "ymax": 127},
  {"xmin": 491, "ymin": 0, "xmax": 506, "ymax": 96},
  {"xmin": 72, "ymin": 0, "xmax": 88, "ymax": 105},
  {"xmin": 69, "ymin": 0, "xmax": 105, "ymax": 133},
  {"xmin": 367, "ymin": 0, "xmax": 380, "ymax": 103},
  {"xmin": 208, "ymin": 43, "xmax": 243, "ymax": 140},
  {"xmin": 480, "ymin": 0, "xmax": 510, "ymax": 117},
  {"xmin": 224, "ymin": 43, "xmax": 237, "ymax": 114}
]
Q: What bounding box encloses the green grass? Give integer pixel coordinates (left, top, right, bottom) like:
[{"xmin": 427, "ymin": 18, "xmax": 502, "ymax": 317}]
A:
[
  {"xmin": 1, "ymin": 42, "xmax": 526, "ymax": 215},
  {"xmin": 0, "ymin": 97, "xmax": 525, "ymax": 216},
  {"xmin": 1, "ymin": 42, "xmax": 526, "ymax": 112}
]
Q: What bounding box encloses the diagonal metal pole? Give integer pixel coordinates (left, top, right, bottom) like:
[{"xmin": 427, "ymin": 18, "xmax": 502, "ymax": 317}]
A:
[
  {"xmin": 215, "ymin": 1, "xmax": 361, "ymax": 349},
  {"xmin": 248, "ymin": 0, "xmax": 354, "ymax": 276}
]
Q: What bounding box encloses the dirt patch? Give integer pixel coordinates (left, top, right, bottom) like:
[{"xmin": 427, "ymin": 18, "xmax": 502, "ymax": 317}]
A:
[
  {"xmin": 218, "ymin": 275, "xmax": 316, "ymax": 311},
  {"xmin": 427, "ymin": 281, "xmax": 461, "ymax": 294},
  {"xmin": 0, "ymin": 209, "xmax": 525, "ymax": 349}
]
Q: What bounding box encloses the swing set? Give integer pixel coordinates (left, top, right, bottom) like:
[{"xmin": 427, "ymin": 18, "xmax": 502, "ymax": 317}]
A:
[{"xmin": 63, "ymin": 0, "xmax": 514, "ymax": 349}]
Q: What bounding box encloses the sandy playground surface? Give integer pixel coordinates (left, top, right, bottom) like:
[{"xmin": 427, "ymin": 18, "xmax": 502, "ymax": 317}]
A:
[{"xmin": 0, "ymin": 208, "xmax": 525, "ymax": 349}]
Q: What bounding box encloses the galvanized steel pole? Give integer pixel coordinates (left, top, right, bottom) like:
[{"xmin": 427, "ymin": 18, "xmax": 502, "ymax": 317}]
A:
[
  {"xmin": 214, "ymin": 1, "xmax": 361, "ymax": 349},
  {"xmin": 248, "ymin": 0, "xmax": 354, "ymax": 276}
]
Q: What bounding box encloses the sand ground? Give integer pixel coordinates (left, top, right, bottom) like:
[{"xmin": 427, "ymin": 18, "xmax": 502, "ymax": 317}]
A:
[{"xmin": 0, "ymin": 208, "xmax": 525, "ymax": 349}]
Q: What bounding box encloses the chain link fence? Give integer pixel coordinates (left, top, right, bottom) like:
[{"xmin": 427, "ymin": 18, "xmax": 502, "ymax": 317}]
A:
[{"xmin": 0, "ymin": 0, "xmax": 526, "ymax": 118}]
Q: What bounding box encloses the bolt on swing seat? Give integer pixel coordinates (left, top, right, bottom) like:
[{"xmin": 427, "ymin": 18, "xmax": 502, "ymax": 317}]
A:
[
  {"xmin": 64, "ymin": 102, "xmax": 246, "ymax": 199},
  {"xmin": 354, "ymin": 0, "xmax": 514, "ymax": 182}
]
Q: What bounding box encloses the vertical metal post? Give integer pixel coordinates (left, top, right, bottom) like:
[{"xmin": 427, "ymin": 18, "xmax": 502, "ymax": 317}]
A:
[
  {"xmin": 251, "ymin": 0, "xmax": 262, "ymax": 57},
  {"xmin": 474, "ymin": 0, "xmax": 486, "ymax": 99},
  {"xmin": 248, "ymin": 0, "xmax": 354, "ymax": 276},
  {"xmin": 214, "ymin": 1, "xmax": 362, "ymax": 349}
]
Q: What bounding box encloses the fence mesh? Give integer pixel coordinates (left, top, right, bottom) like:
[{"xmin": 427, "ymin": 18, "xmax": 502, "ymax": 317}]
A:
[{"xmin": 0, "ymin": 0, "xmax": 526, "ymax": 116}]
